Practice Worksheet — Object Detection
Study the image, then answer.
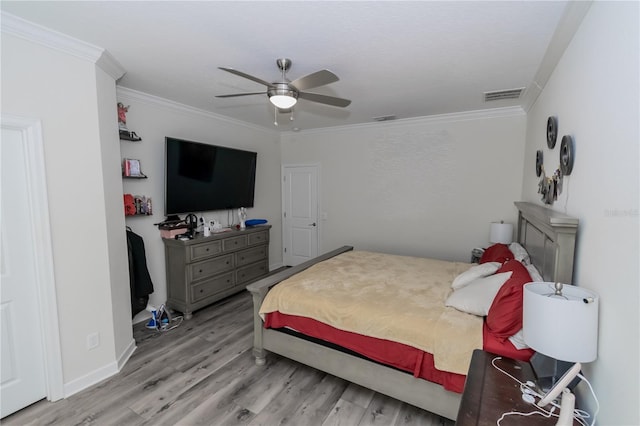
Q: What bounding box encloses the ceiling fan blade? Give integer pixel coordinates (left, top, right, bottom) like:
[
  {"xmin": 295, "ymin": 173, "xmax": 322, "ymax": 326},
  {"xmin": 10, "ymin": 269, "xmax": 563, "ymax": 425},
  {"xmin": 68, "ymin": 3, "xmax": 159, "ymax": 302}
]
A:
[
  {"xmin": 215, "ymin": 92, "xmax": 266, "ymax": 98},
  {"xmin": 298, "ymin": 91, "xmax": 351, "ymax": 108},
  {"xmin": 218, "ymin": 67, "xmax": 274, "ymax": 88},
  {"xmin": 290, "ymin": 70, "xmax": 339, "ymax": 91}
]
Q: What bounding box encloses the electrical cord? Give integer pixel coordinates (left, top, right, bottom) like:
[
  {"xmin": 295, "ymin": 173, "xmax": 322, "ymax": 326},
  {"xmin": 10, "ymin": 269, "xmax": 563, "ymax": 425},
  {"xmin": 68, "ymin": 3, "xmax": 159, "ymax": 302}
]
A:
[
  {"xmin": 496, "ymin": 407, "xmax": 555, "ymax": 425},
  {"xmin": 491, "ymin": 356, "xmax": 593, "ymax": 426},
  {"xmin": 155, "ymin": 315, "xmax": 184, "ymax": 333},
  {"xmin": 577, "ymin": 373, "xmax": 599, "ymax": 426}
]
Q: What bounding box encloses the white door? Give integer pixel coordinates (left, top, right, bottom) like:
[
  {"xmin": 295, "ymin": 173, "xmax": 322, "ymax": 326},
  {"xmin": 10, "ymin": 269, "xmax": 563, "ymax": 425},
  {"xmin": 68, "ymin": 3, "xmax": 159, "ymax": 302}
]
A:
[
  {"xmin": 282, "ymin": 165, "xmax": 319, "ymax": 266},
  {"xmin": 0, "ymin": 127, "xmax": 48, "ymax": 417}
]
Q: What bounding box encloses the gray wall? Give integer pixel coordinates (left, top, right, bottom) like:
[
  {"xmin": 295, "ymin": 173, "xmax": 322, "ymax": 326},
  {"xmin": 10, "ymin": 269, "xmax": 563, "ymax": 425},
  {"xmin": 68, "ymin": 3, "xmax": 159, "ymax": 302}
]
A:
[
  {"xmin": 281, "ymin": 110, "xmax": 526, "ymax": 261},
  {"xmin": 118, "ymin": 88, "xmax": 283, "ymax": 320},
  {"xmin": 2, "ymin": 32, "xmax": 131, "ymax": 389},
  {"xmin": 521, "ymin": 2, "xmax": 639, "ymax": 423}
]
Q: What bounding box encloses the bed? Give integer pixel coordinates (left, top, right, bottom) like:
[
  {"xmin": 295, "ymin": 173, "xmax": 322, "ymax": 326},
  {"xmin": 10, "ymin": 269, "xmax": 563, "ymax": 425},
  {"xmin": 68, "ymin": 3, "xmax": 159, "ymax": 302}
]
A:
[{"xmin": 246, "ymin": 202, "xmax": 578, "ymax": 420}]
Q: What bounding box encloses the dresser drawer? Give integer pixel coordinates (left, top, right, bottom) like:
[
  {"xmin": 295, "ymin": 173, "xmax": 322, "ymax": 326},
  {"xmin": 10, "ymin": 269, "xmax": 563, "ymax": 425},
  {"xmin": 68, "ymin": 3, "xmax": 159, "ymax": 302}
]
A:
[
  {"xmin": 248, "ymin": 230, "xmax": 269, "ymax": 246},
  {"xmin": 190, "ymin": 272, "xmax": 235, "ymax": 303},
  {"xmin": 189, "ymin": 240, "xmax": 222, "ymax": 262},
  {"xmin": 188, "ymin": 254, "xmax": 234, "ymax": 282},
  {"xmin": 236, "ymin": 261, "xmax": 268, "ymax": 285},
  {"xmin": 236, "ymin": 245, "xmax": 268, "ymax": 267},
  {"xmin": 223, "ymin": 235, "xmax": 248, "ymax": 252}
]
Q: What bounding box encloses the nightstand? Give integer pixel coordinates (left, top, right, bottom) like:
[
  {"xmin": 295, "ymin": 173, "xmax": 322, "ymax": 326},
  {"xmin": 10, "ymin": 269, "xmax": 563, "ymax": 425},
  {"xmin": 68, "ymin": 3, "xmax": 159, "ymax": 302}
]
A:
[{"xmin": 456, "ymin": 350, "xmax": 578, "ymax": 425}]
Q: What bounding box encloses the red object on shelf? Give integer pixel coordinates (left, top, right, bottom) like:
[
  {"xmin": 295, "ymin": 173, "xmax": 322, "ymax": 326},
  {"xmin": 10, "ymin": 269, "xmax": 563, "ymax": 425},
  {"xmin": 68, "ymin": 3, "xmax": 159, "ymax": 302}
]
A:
[{"xmin": 124, "ymin": 194, "xmax": 136, "ymax": 216}]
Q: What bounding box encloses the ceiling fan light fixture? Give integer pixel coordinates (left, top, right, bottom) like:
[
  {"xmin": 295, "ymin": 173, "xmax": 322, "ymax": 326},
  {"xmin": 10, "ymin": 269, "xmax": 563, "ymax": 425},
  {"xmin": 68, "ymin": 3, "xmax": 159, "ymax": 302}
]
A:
[
  {"xmin": 269, "ymin": 94, "xmax": 297, "ymax": 109},
  {"xmin": 268, "ymin": 84, "xmax": 298, "ymax": 109}
]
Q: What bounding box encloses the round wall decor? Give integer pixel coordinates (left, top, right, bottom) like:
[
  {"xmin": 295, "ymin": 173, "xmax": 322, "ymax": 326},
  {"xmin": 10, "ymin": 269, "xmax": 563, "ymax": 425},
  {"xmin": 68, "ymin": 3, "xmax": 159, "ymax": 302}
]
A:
[
  {"xmin": 535, "ymin": 150, "xmax": 543, "ymax": 177},
  {"xmin": 547, "ymin": 116, "xmax": 558, "ymax": 149},
  {"xmin": 559, "ymin": 135, "xmax": 574, "ymax": 175}
]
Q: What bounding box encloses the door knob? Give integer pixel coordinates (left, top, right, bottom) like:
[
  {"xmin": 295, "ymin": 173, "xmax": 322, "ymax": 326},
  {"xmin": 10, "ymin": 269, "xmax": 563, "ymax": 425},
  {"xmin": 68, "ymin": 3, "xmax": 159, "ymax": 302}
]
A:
[{"xmin": 308, "ymin": 222, "xmax": 317, "ymax": 227}]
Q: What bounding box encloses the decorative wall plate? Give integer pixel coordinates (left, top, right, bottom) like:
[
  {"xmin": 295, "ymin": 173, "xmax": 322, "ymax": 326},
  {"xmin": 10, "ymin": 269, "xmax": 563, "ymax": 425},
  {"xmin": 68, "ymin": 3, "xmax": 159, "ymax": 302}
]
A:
[
  {"xmin": 559, "ymin": 135, "xmax": 574, "ymax": 175},
  {"xmin": 536, "ymin": 150, "xmax": 543, "ymax": 177},
  {"xmin": 547, "ymin": 116, "xmax": 558, "ymax": 149}
]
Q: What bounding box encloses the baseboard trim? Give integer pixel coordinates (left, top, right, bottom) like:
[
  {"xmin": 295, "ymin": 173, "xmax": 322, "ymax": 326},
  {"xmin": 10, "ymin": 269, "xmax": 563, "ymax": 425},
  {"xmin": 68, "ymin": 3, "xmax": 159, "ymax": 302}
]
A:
[
  {"xmin": 63, "ymin": 338, "xmax": 136, "ymax": 398},
  {"xmin": 63, "ymin": 361, "xmax": 118, "ymax": 398},
  {"xmin": 270, "ymin": 261, "xmax": 284, "ymax": 271},
  {"xmin": 117, "ymin": 338, "xmax": 137, "ymax": 370}
]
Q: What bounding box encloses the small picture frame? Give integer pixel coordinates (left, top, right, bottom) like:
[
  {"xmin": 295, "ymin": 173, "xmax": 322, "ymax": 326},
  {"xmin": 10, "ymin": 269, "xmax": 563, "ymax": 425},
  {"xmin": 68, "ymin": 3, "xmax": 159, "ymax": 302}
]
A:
[{"xmin": 123, "ymin": 158, "xmax": 144, "ymax": 177}]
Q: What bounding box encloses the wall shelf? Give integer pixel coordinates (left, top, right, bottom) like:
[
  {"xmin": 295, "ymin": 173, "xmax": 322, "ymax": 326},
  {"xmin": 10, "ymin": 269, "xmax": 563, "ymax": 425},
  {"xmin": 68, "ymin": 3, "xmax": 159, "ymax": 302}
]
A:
[{"xmin": 119, "ymin": 130, "xmax": 141, "ymax": 141}]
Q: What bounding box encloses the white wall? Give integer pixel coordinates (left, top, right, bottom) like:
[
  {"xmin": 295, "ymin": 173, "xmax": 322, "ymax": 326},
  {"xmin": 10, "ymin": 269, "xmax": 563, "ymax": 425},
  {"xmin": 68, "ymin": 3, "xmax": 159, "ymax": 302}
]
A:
[
  {"xmin": 1, "ymin": 33, "xmax": 132, "ymax": 390},
  {"xmin": 96, "ymin": 68, "xmax": 135, "ymax": 363},
  {"xmin": 521, "ymin": 2, "xmax": 639, "ymax": 423},
  {"xmin": 281, "ymin": 110, "xmax": 526, "ymax": 261},
  {"xmin": 117, "ymin": 88, "xmax": 282, "ymax": 319}
]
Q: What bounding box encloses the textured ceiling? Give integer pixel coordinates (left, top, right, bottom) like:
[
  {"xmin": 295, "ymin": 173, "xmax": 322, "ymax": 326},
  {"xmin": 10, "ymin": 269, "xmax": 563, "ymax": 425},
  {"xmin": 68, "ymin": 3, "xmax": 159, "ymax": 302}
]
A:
[{"xmin": 2, "ymin": 1, "xmax": 568, "ymax": 131}]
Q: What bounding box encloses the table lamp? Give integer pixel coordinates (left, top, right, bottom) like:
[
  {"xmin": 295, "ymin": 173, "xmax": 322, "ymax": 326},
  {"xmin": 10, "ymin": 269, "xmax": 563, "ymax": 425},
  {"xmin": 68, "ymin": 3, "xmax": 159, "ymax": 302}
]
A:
[
  {"xmin": 489, "ymin": 221, "xmax": 513, "ymax": 244},
  {"xmin": 523, "ymin": 282, "xmax": 599, "ymax": 411}
]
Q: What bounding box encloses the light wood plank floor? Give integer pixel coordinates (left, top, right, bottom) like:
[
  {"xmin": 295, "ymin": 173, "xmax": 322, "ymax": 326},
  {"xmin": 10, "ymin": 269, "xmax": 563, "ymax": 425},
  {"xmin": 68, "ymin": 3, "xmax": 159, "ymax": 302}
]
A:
[{"xmin": 4, "ymin": 290, "xmax": 454, "ymax": 426}]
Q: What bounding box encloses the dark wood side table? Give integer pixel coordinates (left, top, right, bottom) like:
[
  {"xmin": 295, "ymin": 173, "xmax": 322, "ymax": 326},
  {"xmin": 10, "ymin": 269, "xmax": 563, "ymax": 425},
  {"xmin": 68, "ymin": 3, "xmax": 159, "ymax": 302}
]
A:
[{"xmin": 456, "ymin": 349, "xmax": 577, "ymax": 425}]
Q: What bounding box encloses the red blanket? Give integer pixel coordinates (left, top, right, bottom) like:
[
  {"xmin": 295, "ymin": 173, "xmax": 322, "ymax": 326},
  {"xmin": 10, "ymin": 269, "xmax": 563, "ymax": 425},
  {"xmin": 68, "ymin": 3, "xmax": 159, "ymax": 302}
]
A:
[{"xmin": 264, "ymin": 311, "xmax": 533, "ymax": 393}]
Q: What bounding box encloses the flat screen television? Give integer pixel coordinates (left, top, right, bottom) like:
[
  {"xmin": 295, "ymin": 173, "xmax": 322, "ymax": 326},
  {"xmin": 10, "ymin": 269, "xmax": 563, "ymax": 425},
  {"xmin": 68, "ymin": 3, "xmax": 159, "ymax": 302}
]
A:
[{"xmin": 165, "ymin": 137, "xmax": 257, "ymax": 215}]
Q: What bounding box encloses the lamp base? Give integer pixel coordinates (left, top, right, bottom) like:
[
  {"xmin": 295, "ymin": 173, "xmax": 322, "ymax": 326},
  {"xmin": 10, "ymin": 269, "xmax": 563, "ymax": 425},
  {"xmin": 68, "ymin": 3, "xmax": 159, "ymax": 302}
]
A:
[{"xmin": 530, "ymin": 352, "xmax": 581, "ymax": 392}]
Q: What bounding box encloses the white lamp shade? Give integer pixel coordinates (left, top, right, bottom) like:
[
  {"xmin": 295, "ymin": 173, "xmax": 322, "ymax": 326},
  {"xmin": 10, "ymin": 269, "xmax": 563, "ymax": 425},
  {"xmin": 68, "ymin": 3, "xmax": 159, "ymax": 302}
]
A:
[
  {"xmin": 489, "ymin": 222, "xmax": 513, "ymax": 244},
  {"xmin": 523, "ymin": 282, "xmax": 599, "ymax": 363}
]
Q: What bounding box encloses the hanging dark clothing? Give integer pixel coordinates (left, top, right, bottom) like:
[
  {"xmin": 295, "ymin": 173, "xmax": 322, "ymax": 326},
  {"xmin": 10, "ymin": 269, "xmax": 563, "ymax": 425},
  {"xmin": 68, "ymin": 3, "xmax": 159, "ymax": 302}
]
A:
[{"xmin": 126, "ymin": 229, "xmax": 154, "ymax": 318}]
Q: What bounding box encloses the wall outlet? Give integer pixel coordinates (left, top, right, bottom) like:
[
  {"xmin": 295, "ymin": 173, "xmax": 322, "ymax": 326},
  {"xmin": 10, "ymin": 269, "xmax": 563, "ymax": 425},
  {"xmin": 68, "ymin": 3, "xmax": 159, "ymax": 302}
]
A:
[{"xmin": 87, "ymin": 332, "xmax": 100, "ymax": 350}]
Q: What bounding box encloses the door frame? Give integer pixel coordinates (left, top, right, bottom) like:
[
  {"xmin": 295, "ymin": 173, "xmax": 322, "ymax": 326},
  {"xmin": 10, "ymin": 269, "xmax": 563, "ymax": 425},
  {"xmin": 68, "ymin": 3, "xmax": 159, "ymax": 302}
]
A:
[
  {"xmin": 2, "ymin": 114, "xmax": 64, "ymax": 402},
  {"xmin": 281, "ymin": 163, "xmax": 321, "ymax": 265}
]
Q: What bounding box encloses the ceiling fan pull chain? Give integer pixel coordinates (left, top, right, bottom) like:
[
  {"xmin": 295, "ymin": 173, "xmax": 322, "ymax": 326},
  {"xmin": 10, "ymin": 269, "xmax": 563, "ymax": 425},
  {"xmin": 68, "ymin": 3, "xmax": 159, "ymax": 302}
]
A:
[
  {"xmin": 290, "ymin": 108, "xmax": 294, "ymax": 121},
  {"xmin": 274, "ymin": 106, "xmax": 278, "ymax": 126}
]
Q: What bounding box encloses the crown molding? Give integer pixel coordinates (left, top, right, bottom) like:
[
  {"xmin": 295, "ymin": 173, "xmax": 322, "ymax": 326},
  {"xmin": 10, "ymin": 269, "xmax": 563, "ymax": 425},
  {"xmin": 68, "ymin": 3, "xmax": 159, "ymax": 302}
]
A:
[
  {"xmin": 521, "ymin": 1, "xmax": 593, "ymax": 112},
  {"xmin": 116, "ymin": 86, "xmax": 278, "ymax": 135},
  {"xmin": 286, "ymin": 106, "xmax": 526, "ymax": 135},
  {"xmin": 1, "ymin": 11, "xmax": 125, "ymax": 80}
]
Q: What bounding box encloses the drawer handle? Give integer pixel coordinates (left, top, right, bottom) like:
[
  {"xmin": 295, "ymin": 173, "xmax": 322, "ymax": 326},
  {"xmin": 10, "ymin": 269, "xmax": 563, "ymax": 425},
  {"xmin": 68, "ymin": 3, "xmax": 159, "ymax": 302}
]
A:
[
  {"xmin": 206, "ymin": 248, "xmax": 210, "ymax": 252},
  {"xmin": 226, "ymin": 261, "xmax": 230, "ymax": 265},
  {"xmin": 200, "ymin": 289, "xmax": 204, "ymax": 293},
  {"xmin": 198, "ymin": 269, "xmax": 203, "ymax": 273},
  {"xmin": 241, "ymin": 257, "xmax": 245, "ymax": 260},
  {"xmin": 234, "ymin": 241, "xmax": 238, "ymax": 245}
]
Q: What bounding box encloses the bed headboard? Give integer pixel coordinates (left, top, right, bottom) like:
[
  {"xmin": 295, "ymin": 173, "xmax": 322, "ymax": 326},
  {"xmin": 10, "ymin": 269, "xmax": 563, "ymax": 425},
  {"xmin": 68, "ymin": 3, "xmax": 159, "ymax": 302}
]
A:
[{"xmin": 514, "ymin": 202, "xmax": 578, "ymax": 284}]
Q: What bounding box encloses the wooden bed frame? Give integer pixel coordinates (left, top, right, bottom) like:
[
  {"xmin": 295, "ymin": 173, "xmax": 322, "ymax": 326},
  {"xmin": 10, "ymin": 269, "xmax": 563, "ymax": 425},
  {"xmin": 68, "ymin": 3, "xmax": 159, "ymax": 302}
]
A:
[{"xmin": 246, "ymin": 202, "xmax": 578, "ymax": 420}]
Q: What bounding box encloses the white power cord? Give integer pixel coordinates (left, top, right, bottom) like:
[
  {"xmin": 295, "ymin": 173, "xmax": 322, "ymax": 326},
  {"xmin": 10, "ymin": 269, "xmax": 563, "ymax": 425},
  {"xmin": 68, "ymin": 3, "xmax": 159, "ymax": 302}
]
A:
[{"xmin": 491, "ymin": 356, "xmax": 596, "ymax": 426}]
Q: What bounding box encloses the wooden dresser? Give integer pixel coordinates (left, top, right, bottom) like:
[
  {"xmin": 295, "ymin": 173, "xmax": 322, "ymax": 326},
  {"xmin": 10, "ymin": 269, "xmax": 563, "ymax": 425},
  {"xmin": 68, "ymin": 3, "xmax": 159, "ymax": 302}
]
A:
[{"xmin": 162, "ymin": 225, "xmax": 270, "ymax": 319}]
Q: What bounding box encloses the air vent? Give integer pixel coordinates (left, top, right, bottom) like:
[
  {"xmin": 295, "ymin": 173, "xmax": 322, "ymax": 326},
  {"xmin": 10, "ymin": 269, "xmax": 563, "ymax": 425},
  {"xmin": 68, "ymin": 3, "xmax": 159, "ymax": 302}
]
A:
[
  {"xmin": 484, "ymin": 87, "xmax": 525, "ymax": 102},
  {"xmin": 373, "ymin": 115, "xmax": 397, "ymax": 122}
]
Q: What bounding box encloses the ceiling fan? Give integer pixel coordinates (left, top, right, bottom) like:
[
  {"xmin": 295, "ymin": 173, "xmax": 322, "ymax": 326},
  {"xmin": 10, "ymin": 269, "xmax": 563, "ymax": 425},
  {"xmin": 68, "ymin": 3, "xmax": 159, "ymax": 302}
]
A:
[{"xmin": 216, "ymin": 58, "xmax": 351, "ymax": 112}]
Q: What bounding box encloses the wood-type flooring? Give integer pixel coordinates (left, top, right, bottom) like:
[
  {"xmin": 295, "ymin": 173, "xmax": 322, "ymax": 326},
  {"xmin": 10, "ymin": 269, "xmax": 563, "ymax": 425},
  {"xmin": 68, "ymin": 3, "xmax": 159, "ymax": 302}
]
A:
[{"xmin": 4, "ymin": 290, "xmax": 454, "ymax": 426}]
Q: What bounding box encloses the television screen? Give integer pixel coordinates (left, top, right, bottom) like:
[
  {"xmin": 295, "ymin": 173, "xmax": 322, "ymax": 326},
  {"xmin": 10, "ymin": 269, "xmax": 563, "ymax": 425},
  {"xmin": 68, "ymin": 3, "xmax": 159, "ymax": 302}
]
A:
[{"xmin": 165, "ymin": 137, "xmax": 257, "ymax": 215}]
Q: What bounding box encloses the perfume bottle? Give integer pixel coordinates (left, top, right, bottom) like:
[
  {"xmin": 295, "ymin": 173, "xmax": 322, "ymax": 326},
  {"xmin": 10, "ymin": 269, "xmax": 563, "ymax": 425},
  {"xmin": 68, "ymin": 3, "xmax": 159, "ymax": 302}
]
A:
[{"xmin": 238, "ymin": 207, "xmax": 247, "ymax": 229}]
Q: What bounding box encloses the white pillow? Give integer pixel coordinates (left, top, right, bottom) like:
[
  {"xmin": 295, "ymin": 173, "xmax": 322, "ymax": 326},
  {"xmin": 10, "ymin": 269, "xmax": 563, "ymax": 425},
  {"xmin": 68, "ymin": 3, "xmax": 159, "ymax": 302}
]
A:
[
  {"xmin": 508, "ymin": 329, "xmax": 530, "ymax": 350},
  {"xmin": 509, "ymin": 242, "xmax": 531, "ymax": 264},
  {"xmin": 525, "ymin": 263, "xmax": 543, "ymax": 282},
  {"xmin": 451, "ymin": 262, "xmax": 501, "ymax": 290},
  {"xmin": 445, "ymin": 271, "xmax": 513, "ymax": 316}
]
